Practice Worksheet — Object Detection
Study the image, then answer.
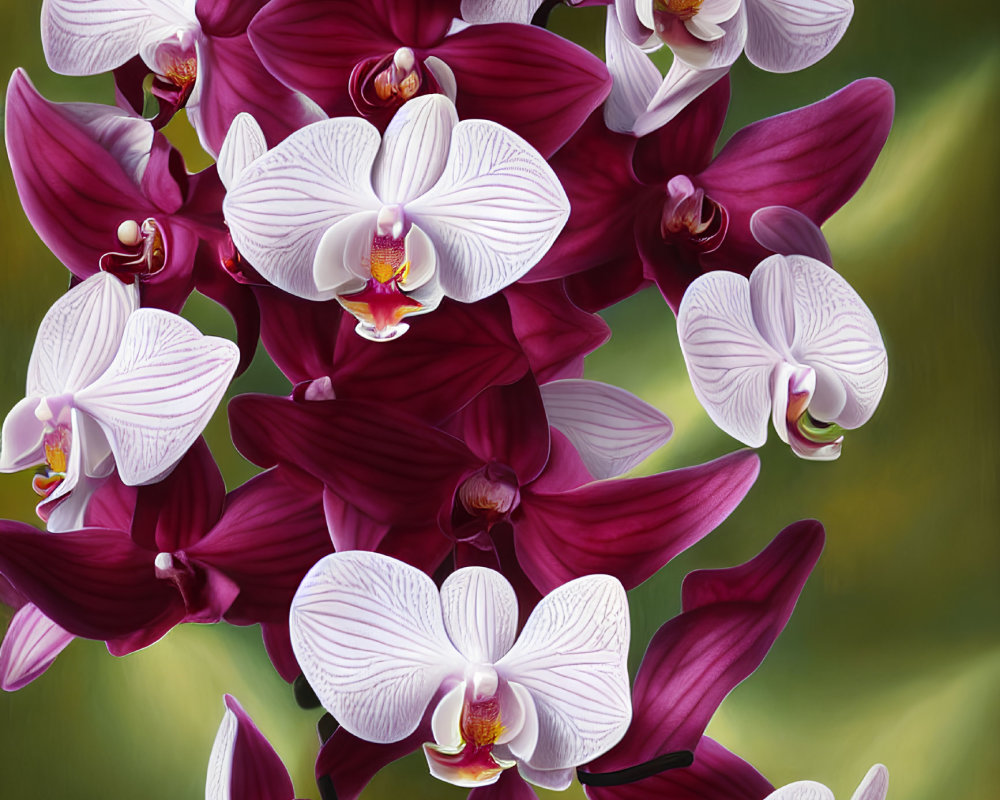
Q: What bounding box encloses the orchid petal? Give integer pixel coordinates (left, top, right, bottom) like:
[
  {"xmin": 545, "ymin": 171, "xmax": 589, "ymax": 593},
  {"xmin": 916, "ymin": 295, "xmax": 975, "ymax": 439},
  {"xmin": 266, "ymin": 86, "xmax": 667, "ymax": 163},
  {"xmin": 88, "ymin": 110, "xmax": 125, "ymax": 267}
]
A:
[
  {"xmin": 604, "ymin": 7, "xmax": 661, "ymax": 134},
  {"xmin": 634, "ymin": 60, "xmax": 730, "ymax": 138},
  {"xmin": 750, "ymin": 206, "xmax": 833, "ymax": 265},
  {"xmin": 26, "ymin": 272, "xmax": 137, "ymax": 397},
  {"xmin": 74, "ymin": 309, "xmax": 238, "ymax": 486},
  {"xmin": 618, "ymin": 0, "xmax": 655, "ymax": 44},
  {"xmin": 517, "ymin": 450, "xmax": 760, "ymax": 593},
  {"xmin": 745, "ymin": 0, "xmax": 853, "ymax": 73},
  {"xmin": 468, "ymin": 768, "xmax": 539, "ymax": 799},
  {"xmin": 496, "ymin": 575, "xmax": 631, "ymax": 770},
  {"xmin": 764, "ymin": 782, "xmax": 836, "ymax": 800},
  {"xmin": 290, "ymin": 550, "xmax": 464, "ymax": 743},
  {"xmin": 217, "ymin": 113, "xmax": 267, "ymax": 191},
  {"xmin": 516, "ymin": 762, "xmax": 573, "ymax": 791},
  {"xmin": 373, "ymin": 94, "xmax": 457, "ymax": 205},
  {"xmin": 223, "ymin": 117, "xmax": 381, "ymax": 300},
  {"xmin": 540, "ymin": 379, "xmax": 672, "ymax": 480},
  {"xmin": 850, "ymin": 765, "xmax": 889, "ymax": 800},
  {"xmin": 677, "ymin": 270, "xmax": 781, "ymax": 447},
  {"xmin": 313, "ymin": 211, "xmax": 379, "ymax": 296},
  {"xmin": 440, "ymin": 567, "xmax": 518, "ymax": 664},
  {"xmin": 430, "ymin": 681, "xmax": 465, "ymax": 749},
  {"xmin": 0, "ymin": 604, "xmax": 75, "ymax": 691},
  {"xmin": 408, "ymin": 120, "xmax": 569, "ymax": 302},
  {"xmin": 41, "ymin": 0, "xmax": 197, "ymax": 76},
  {"xmin": 59, "ymin": 102, "xmax": 153, "ymax": 185},
  {"xmin": 766, "ymin": 255, "xmax": 887, "ymax": 428},
  {"xmin": 206, "ymin": 695, "xmax": 295, "ymax": 800},
  {"xmin": 0, "ymin": 397, "xmax": 44, "ymax": 472},
  {"xmin": 664, "ymin": 3, "xmax": 746, "ymax": 70},
  {"xmin": 460, "ymin": 0, "xmax": 538, "ymax": 24},
  {"xmin": 315, "ymin": 724, "xmax": 431, "ymax": 800}
]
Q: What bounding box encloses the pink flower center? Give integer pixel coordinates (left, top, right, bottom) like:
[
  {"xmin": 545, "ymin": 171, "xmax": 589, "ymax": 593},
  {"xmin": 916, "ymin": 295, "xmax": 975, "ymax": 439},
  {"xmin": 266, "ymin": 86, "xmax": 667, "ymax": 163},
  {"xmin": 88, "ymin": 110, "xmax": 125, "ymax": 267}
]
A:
[
  {"xmin": 458, "ymin": 464, "xmax": 520, "ymax": 521},
  {"xmin": 339, "ymin": 233, "xmax": 424, "ymax": 339},
  {"xmin": 655, "ymin": 0, "xmax": 704, "ymax": 21},
  {"xmin": 100, "ymin": 218, "xmax": 167, "ymax": 284},
  {"xmin": 349, "ymin": 48, "xmax": 445, "ymax": 126},
  {"xmin": 660, "ymin": 175, "xmax": 727, "ymax": 252},
  {"xmin": 32, "ymin": 423, "xmax": 72, "ymax": 498}
]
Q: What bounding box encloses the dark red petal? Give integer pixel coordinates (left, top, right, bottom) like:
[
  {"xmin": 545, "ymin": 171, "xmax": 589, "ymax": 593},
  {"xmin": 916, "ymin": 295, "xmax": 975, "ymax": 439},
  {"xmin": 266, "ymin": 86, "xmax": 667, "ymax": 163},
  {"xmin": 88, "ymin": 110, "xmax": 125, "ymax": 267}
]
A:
[
  {"xmin": 315, "ymin": 723, "xmax": 429, "ymax": 800},
  {"xmin": 224, "ymin": 694, "xmax": 296, "ymax": 800}
]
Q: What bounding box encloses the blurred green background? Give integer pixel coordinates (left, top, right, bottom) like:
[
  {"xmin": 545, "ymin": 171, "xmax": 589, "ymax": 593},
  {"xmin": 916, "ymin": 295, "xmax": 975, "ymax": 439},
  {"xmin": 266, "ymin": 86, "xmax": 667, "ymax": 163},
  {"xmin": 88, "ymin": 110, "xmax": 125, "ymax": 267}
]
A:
[{"xmin": 0, "ymin": 2, "xmax": 997, "ymax": 798}]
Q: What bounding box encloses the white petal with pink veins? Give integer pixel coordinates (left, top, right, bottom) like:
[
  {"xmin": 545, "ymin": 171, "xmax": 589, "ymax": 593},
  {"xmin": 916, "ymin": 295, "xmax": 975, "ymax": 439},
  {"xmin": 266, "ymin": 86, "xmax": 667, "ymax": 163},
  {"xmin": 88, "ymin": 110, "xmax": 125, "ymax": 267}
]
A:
[
  {"xmin": 61, "ymin": 103, "xmax": 154, "ymax": 186},
  {"xmin": 74, "ymin": 309, "xmax": 238, "ymax": 486},
  {"xmin": 0, "ymin": 603, "xmax": 75, "ymax": 691},
  {"xmin": 604, "ymin": 7, "xmax": 662, "ymax": 134},
  {"xmin": 218, "ymin": 113, "xmax": 267, "ymax": 191},
  {"xmin": 205, "ymin": 699, "xmax": 237, "ymax": 800},
  {"xmin": 745, "ymin": 0, "xmax": 853, "ymax": 73},
  {"xmin": 408, "ymin": 119, "xmax": 569, "ymax": 303},
  {"xmin": 440, "ymin": 567, "xmax": 518, "ymax": 664},
  {"xmin": 850, "ymin": 764, "xmax": 889, "ymax": 800},
  {"xmin": 0, "ymin": 397, "xmax": 45, "ymax": 473}
]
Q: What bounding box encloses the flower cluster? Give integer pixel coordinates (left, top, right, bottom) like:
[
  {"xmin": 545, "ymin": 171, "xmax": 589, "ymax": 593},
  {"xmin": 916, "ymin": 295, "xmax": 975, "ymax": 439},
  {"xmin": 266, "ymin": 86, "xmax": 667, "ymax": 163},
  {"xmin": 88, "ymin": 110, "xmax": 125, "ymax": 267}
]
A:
[{"xmin": 1, "ymin": 1, "xmax": 894, "ymax": 798}]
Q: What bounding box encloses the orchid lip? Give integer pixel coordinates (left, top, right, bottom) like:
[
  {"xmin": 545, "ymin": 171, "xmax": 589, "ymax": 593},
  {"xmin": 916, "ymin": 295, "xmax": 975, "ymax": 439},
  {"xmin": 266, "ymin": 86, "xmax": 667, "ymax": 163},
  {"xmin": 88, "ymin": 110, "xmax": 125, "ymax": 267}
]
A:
[
  {"xmin": 660, "ymin": 176, "xmax": 727, "ymax": 252},
  {"xmin": 99, "ymin": 218, "xmax": 166, "ymax": 283},
  {"xmin": 349, "ymin": 49, "xmax": 447, "ymax": 123}
]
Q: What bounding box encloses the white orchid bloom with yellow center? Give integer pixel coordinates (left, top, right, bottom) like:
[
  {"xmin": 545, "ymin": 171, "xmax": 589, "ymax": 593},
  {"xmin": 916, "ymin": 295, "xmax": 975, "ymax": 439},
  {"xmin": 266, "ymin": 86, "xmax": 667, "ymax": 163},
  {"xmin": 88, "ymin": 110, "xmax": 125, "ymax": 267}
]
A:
[
  {"xmin": 223, "ymin": 94, "xmax": 569, "ymax": 342},
  {"xmin": 290, "ymin": 551, "xmax": 631, "ymax": 789}
]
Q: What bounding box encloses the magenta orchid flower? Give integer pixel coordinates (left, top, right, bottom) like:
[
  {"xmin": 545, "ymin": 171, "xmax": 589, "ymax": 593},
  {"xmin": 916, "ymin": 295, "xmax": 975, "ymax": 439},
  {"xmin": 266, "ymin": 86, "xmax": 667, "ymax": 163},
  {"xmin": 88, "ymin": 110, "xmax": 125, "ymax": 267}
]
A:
[
  {"xmin": 0, "ymin": 272, "xmax": 238, "ymax": 530},
  {"xmin": 291, "ymin": 551, "xmax": 631, "ymax": 789},
  {"xmin": 224, "ymin": 94, "xmax": 569, "ymax": 341},
  {"xmin": 248, "ymin": 0, "xmax": 610, "ymax": 157},
  {"xmin": 677, "ymin": 254, "xmax": 888, "ymax": 460},
  {"xmin": 765, "ymin": 766, "xmax": 889, "ymax": 800},
  {"xmin": 0, "ymin": 440, "xmax": 330, "ymax": 658},
  {"xmin": 532, "ymin": 77, "xmax": 893, "ymax": 312},
  {"xmin": 206, "ymin": 695, "xmax": 299, "ymax": 800},
  {"xmin": 5, "ymin": 70, "xmax": 261, "ymax": 369},
  {"xmin": 40, "ymin": 0, "xmax": 323, "ymax": 155}
]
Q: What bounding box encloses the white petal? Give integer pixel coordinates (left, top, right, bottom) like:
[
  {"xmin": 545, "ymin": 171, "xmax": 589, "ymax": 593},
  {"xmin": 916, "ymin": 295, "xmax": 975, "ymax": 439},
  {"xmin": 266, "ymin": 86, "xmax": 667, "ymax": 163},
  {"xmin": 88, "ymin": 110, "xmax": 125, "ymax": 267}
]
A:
[
  {"xmin": 748, "ymin": 254, "xmax": 798, "ymax": 357},
  {"xmin": 850, "ymin": 764, "xmax": 889, "ymax": 800},
  {"xmin": 750, "ymin": 206, "xmax": 833, "ymax": 265},
  {"xmin": 289, "ymin": 551, "xmax": 464, "ymax": 743},
  {"xmin": 779, "ymin": 255, "xmax": 888, "ymax": 428},
  {"xmin": 763, "ymin": 781, "xmax": 836, "ymax": 800},
  {"xmin": 516, "ymin": 762, "xmax": 574, "ymax": 791},
  {"xmin": 503, "ymin": 681, "xmax": 538, "ymax": 757},
  {"xmin": 622, "ymin": 0, "xmax": 656, "ymax": 43},
  {"xmin": 677, "ymin": 271, "xmax": 781, "ymax": 448},
  {"xmin": 604, "ymin": 7, "xmax": 663, "ymax": 134},
  {"xmin": 540, "ymin": 379, "xmax": 672, "ymax": 479},
  {"xmin": 41, "ymin": 0, "xmax": 197, "ymax": 75},
  {"xmin": 314, "ymin": 211, "xmax": 379, "ymax": 295},
  {"xmin": 401, "ymin": 223, "xmax": 439, "ymax": 292},
  {"xmin": 27, "ymin": 272, "xmax": 138, "ymax": 397},
  {"xmin": 440, "ymin": 567, "xmax": 518, "ymax": 664},
  {"xmin": 423, "ymin": 56, "xmax": 457, "ymax": 103},
  {"xmin": 686, "ymin": 15, "xmax": 726, "ymax": 42},
  {"xmin": 217, "ymin": 113, "xmax": 267, "ymax": 192},
  {"xmin": 430, "ymin": 681, "xmax": 466, "ymax": 749},
  {"xmin": 460, "ymin": 0, "xmax": 540, "ymax": 24},
  {"xmin": 60, "ymin": 103, "xmax": 153, "ymax": 185},
  {"xmin": 0, "ymin": 397, "xmax": 44, "ymax": 472},
  {"xmin": 633, "ymin": 60, "xmax": 729, "ymax": 137},
  {"xmin": 669, "ymin": 3, "xmax": 747, "ymax": 70},
  {"xmin": 0, "ymin": 604, "xmax": 75, "ymax": 692},
  {"xmin": 73, "ymin": 310, "xmax": 238, "ymax": 486},
  {"xmin": 223, "ymin": 117, "xmax": 382, "ymax": 301},
  {"xmin": 407, "ymin": 120, "xmax": 569, "ymax": 303},
  {"xmin": 745, "ymin": 0, "xmax": 853, "ymax": 73},
  {"xmin": 495, "ymin": 575, "xmax": 631, "ymax": 770},
  {"xmin": 41, "ymin": 410, "xmax": 110, "ymax": 532},
  {"xmin": 206, "ymin": 700, "xmax": 237, "ymax": 800},
  {"xmin": 373, "ymin": 95, "xmax": 457, "ymax": 205}
]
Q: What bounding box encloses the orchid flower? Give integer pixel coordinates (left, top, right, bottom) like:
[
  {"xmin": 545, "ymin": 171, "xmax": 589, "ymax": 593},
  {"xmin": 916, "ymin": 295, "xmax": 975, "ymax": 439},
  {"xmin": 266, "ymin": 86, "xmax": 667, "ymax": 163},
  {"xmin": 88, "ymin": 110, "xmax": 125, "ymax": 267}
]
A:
[
  {"xmin": 249, "ymin": 0, "xmax": 610, "ymax": 157},
  {"xmin": 765, "ymin": 765, "xmax": 889, "ymax": 800},
  {"xmin": 677, "ymin": 254, "xmax": 888, "ymax": 460},
  {"xmin": 290, "ymin": 551, "xmax": 632, "ymax": 789},
  {"xmin": 0, "ymin": 272, "xmax": 239, "ymax": 530},
  {"xmin": 40, "ymin": 0, "xmax": 323, "ymax": 155},
  {"xmin": 224, "ymin": 94, "xmax": 569, "ymax": 341},
  {"xmin": 206, "ymin": 695, "xmax": 298, "ymax": 800}
]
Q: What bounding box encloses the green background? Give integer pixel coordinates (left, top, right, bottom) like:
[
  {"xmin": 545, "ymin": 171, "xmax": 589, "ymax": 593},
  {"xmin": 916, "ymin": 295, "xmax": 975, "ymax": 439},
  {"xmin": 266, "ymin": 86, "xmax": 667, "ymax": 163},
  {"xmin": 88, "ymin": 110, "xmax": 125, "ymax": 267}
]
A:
[{"xmin": 0, "ymin": 2, "xmax": 997, "ymax": 798}]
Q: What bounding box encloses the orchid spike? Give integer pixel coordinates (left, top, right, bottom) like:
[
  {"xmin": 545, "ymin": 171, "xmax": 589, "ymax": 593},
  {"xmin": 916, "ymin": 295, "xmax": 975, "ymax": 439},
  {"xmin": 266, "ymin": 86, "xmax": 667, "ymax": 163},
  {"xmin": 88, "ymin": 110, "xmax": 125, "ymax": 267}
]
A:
[
  {"xmin": 765, "ymin": 764, "xmax": 889, "ymax": 800},
  {"xmin": 677, "ymin": 254, "xmax": 887, "ymax": 459},
  {"xmin": 224, "ymin": 94, "xmax": 569, "ymax": 341},
  {"xmin": 290, "ymin": 552, "xmax": 631, "ymax": 788},
  {"xmin": 0, "ymin": 272, "xmax": 239, "ymax": 528}
]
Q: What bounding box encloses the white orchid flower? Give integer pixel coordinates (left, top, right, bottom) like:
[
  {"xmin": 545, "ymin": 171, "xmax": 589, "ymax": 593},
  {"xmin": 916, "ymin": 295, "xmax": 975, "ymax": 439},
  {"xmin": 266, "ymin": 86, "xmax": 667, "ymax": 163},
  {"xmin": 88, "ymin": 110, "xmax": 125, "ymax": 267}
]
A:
[
  {"xmin": 766, "ymin": 764, "xmax": 889, "ymax": 800},
  {"xmin": 290, "ymin": 552, "xmax": 631, "ymax": 789},
  {"xmin": 0, "ymin": 272, "xmax": 239, "ymax": 530},
  {"xmin": 677, "ymin": 254, "xmax": 887, "ymax": 460},
  {"xmin": 223, "ymin": 94, "xmax": 569, "ymax": 342}
]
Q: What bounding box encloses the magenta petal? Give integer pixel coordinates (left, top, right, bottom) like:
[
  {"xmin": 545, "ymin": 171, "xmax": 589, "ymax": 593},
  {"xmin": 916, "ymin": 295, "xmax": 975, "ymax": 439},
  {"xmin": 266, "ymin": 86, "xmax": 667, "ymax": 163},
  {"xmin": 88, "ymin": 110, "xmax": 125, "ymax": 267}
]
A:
[
  {"xmin": 504, "ymin": 282, "xmax": 610, "ymax": 383},
  {"xmin": 470, "ymin": 769, "xmax": 539, "ymax": 799},
  {"xmin": 588, "ymin": 521, "xmax": 824, "ymax": 775},
  {"xmin": 434, "ymin": 23, "xmax": 611, "ymax": 158},
  {"xmin": 194, "ymin": 244, "xmax": 262, "ymax": 375},
  {"xmin": 254, "ymin": 285, "xmax": 345, "ymax": 386},
  {"xmin": 0, "ymin": 522, "xmax": 176, "ymax": 641},
  {"xmin": 0, "ymin": 603, "xmax": 75, "ymax": 691},
  {"xmin": 83, "ymin": 473, "xmax": 138, "ymax": 531},
  {"xmin": 516, "ymin": 451, "xmax": 760, "ymax": 594},
  {"xmin": 372, "ymin": 0, "xmax": 461, "ymax": 45},
  {"xmin": 5, "ymin": 69, "xmax": 152, "ymax": 280},
  {"xmin": 222, "ymin": 694, "xmax": 296, "ymax": 800},
  {"xmin": 458, "ymin": 373, "xmax": 550, "ymax": 485},
  {"xmin": 565, "ymin": 253, "xmax": 651, "ymax": 313},
  {"xmin": 249, "ymin": 0, "xmax": 398, "ymax": 116},
  {"xmin": 698, "ymin": 78, "xmax": 894, "ymax": 270},
  {"xmin": 229, "ymin": 394, "xmax": 479, "ymax": 524},
  {"xmin": 323, "ymin": 488, "xmax": 388, "ymax": 552},
  {"xmin": 196, "ymin": 0, "xmax": 268, "ymax": 36},
  {"xmin": 584, "ymin": 737, "xmax": 773, "ymax": 800},
  {"xmin": 261, "ymin": 621, "xmax": 300, "ymax": 683},
  {"xmin": 188, "ymin": 467, "xmax": 329, "ymax": 625},
  {"xmin": 527, "ymin": 111, "xmax": 642, "ymax": 282},
  {"xmin": 331, "ymin": 297, "xmax": 529, "ymax": 425},
  {"xmin": 131, "ymin": 438, "xmax": 225, "ymax": 553},
  {"xmin": 316, "ymin": 724, "xmax": 429, "ymax": 800}
]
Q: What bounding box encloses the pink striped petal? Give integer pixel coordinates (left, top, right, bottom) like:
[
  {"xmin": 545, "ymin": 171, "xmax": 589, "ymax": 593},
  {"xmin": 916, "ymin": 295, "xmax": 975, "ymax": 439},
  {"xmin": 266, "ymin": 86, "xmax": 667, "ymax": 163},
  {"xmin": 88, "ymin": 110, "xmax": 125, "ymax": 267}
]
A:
[
  {"xmin": 440, "ymin": 567, "xmax": 518, "ymax": 664},
  {"xmin": 745, "ymin": 0, "xmax": 853, "ymax": 73},
  {"xmin": 0, "ymin": 603, "xmax": 75, "ymax": 691}
]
